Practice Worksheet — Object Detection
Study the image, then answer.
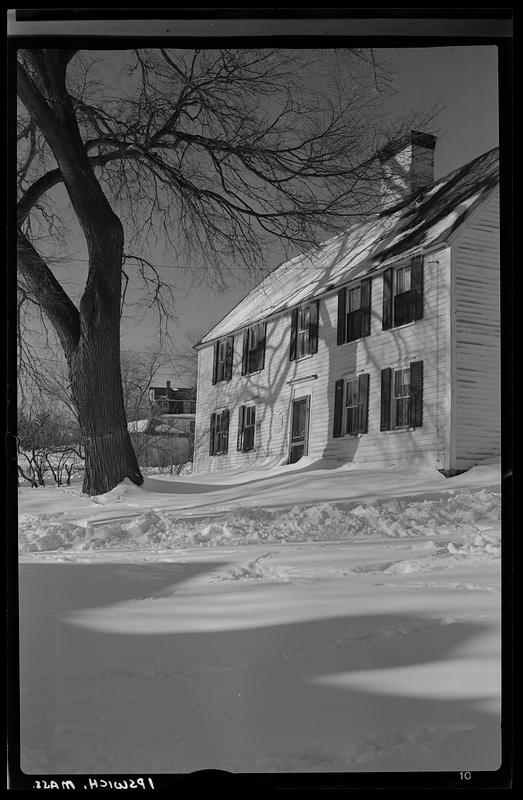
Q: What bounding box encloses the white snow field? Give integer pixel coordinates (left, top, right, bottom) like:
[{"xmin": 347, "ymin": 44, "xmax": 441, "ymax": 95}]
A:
[{"xmin": 18, "ymin": 459, "xmax": 502, "ymax": 775}]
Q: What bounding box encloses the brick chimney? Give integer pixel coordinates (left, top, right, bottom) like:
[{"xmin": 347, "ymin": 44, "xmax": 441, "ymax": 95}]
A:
[{"xmin": 379, "ymin": 131, "xmax": 437, "ymax": 209}]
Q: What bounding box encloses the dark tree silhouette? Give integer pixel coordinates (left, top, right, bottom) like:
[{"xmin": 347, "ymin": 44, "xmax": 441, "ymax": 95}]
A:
[{"xmin": 16, "ymin": 47, "xmax": 435, "ymax": 494}]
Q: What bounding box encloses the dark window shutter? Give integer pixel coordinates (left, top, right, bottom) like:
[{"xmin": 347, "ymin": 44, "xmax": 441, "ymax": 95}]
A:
[
  {"xmin": 241, "ymin": 329, "xmax": 249, "ymax": 375},
  {"xmin": 410, "ymin": 360, "xmax": 423, "ymax": 427},
  {"xmin": 361, "ymin": 278, "xmax": 372, "ymax": 337},
  {"xmin": 289, "ymin": 308, "xmax": 298, "ymax": 361},
  {"xmin": 411, "ymin": 254, "xmax": 424, "ymax": 321},
  {"xmin": 357, "ymin": 373, "xmax": 370, "ymax": 434},
  {"xmin": 237, "ymin": 405, "xmax": 245, "ymax": 451},
  {"xmin": 212, "ymin": 341, "xmax": 219, "ymax": 385},
  {"xmin": 225, "ymin": 336, "xmax": 234, "ymax": 380},
  {"xmin": 382, "ymin": 268, "xmax": 393, "ymax": 330},
  {"xmin": 222, "ymin": 408, "xmax": 230, "ymax": 453},
  {"xmin": 337, "ymin": 288, "xmax": 346, "ymax": 345},
  {"xmin": 333, "ymin": 378, "xmax": 344, "ymax": 438},
  {"xmin": 258, "ymin": 322, "xmax": 267, "ymax": 371},
  {"xmin": 309, "ymin": 300, "xmax": 319, "ymax": 354},
  {"xmin": 380, "ymin": 368, "xmax": 392, "ymax": 430},
  {"xmin": 209, "ymin": 412, "xmax": 216, "ymax": 455}
]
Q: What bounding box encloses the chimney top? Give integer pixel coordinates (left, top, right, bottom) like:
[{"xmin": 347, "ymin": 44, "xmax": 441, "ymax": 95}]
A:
[
  {"xmin": 379, "ymin": 131, "xmax": 437, "ymax": 163},
  {"xmin": 379, "ymin": 131, "xmax": 437, "ymax": 208},
  {"xmin": 166, "ymin": 380, "xmax": 171, "ymax": 390}
]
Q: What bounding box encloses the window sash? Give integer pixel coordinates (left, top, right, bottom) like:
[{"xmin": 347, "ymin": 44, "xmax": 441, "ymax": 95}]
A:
[
  {"xmin": 295, "ymin": 305, "xmax": 312, "ymax": 358},
  {"xmin": 394, "ymin": 265, "xmax": 411, "ymax": 295},
  {"xmin": 238, "ymin": 404, "xmax": 256, "ymax": 452},
  {"xmin": 348, "ymin": 286, "xmax": 361, "ymax": 312},
  {"xmin": 346, "ymin": 308, "xmax": 362, "ymax": 342},
  {"xmin": 344, "ymin": 378, "xmax": 359, "ymax": 435},
  {"xmin": 212, "ymin": 411, "xmax": 229, "ymax": 454},
  {"xmin": 393, "ymin": 368, "xmax": 411, "ymax": 427},
  {"xmin": 246, "ymin": 324, "xmax": 263, "ymax": 373}
]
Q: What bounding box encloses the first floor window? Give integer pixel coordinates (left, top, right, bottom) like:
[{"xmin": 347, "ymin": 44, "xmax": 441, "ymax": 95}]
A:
[
  {"xmin": 392, "ymin": 367, "xmax": 410, "ymax": 428},
  {"xmin": 209, "ymin": 408, "xmax": 230, "ymax": 455},
  {"xmin": 380, "ymin": 361, "xmax": 423, "ymax": 430},
  {"xmin": 333, "ymin": 373, "xmax": 369, "ymax": 437},
  {"xmin": 237, "ymin": 404, "xmax": 256, "ymax": 452},
  {"xmin": 344, "ymin": 378, "xmax": 360, "ymax": 435}
]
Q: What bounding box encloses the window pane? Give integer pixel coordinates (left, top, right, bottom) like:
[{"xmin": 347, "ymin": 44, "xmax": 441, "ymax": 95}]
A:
[
  {"xmin": 348, "ymin": 286, "xmax": 361, "ymax": 312},
  {"xmin": 394, "ymin": 368, "xmax": 410, "ymax": 398},
  {"xmin": 394, "ymin": 397, "xmax": 410, "ymax": 427},
  {"xmin": 300, "ymin": 305, "xmax": 310, "ymax": 331},
  {"xmin": 246, "ymin": 406, "xmax": 256, "ymax": 426},
  {"xmin": 298, "ymin": 329, "xmax": 309, "ymax": 357},
  {"xmin": 345, "ymin": 379, "xmax": 358, "ymax": 407}
]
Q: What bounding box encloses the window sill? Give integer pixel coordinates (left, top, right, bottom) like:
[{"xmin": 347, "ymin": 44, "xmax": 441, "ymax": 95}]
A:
[
  {"xmin": 342, "ymin": 432, "xmax": 365, "ymax": 438},
  {"xmin": 339, "ymin": 335, "xmax": 368, "ymax": 347},
  {"xmin": 383, "ymin": 427, "xmax": 417, "ymax": 434},
  {"xmin": 243, "ymin": 369, "xmax": 263, "ymax": 377},
  {"xmin": 388, "ymin": 320, "xmax": 417, "ymax": 332},
  {"xmin": 295, "ymin": 353, "xmax": 313, "ymax": 362}
]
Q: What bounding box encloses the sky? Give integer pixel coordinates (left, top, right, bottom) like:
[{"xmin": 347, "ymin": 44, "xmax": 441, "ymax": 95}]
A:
[
  {"xmin": 20, "ymin": 45, "xmax": 500, "ymax": 391},
  {"xmin": 142, "ymin": 45, "xmax": 500, "ymax": 385}
]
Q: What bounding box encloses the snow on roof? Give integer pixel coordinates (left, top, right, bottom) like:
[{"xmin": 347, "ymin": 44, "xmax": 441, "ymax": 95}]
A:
[
  {"xmin": 200, "ymin": 147, "xmax": 499, "ymax": 345},
  {"xmin": 127, "ymin": 419, "xmax": 150, "ymax": 433}
]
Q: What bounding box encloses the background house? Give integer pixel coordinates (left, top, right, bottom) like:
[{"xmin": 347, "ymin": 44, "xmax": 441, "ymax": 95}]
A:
[
  {"xmin": 128, "ymin": 381, "xmax": 196, "ymax": 468},
  {"xmin": 193, "ymin": 134, "xmax": 500, "ymax": 476}
]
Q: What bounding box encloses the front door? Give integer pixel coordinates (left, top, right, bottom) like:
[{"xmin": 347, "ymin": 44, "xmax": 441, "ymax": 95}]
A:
[{"xmin": 289, "ymin": 396, "xmax": 310, "ymax": 464}]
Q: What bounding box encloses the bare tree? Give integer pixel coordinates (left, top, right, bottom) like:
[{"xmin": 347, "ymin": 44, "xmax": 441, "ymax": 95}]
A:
[
  {"xmin": 120, "ymin": 349, "xmax": 172, "ymax": 422},
  {"xmin": 16, "ymin": 47, "xmax": 436, "ymax": 494}
]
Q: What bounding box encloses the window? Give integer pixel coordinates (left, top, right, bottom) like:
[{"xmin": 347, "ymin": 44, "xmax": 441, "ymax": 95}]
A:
[
  {"xmin": 337, "ymin": 279, "xmax": 371, "ymax": 345},
  {"xmin": 290, "ymin": 301, "xmax": 319, "ymax": 360},
  {"xmin": 212, "ymin": 336, "xmax": 234, "ymax": 384},
  {"xmin": 242, "ymin": 322, "xmax": 266, "ymax": 375},
  {"xmin": 333, "ymin": 373, "xmax": 369, "ymax": 437},
  {"xmin": 382, "ymin": 254, "xmax": 423, "ymax": 329},
  {"xmin": 209, "ymin": 408, "xmax": 230, "ymax": 455},
  {"xmin": 237, "ymin": 404, "xmax": 256, "ymax": 452},
  {"xmin": 380, "ymin": 361, "xmax": 423, "ymax": 431},
  {"xmin": 392, "ymin": 367, "xmax": 410, "ymax": 428}
]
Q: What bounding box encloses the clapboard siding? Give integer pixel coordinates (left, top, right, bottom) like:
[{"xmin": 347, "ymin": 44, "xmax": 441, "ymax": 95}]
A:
[
  {"xmin": 194, "ymin": 247, "xmax": 452, "ymax": 473},
  {"xmin": 451, "ymin": 188, "xmax": 500, "ymax": 469}
]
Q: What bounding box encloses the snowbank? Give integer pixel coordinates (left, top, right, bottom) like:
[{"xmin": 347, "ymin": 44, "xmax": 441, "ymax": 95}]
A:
[{"xmin": 19, "ymin": 487, "xmax": 501, "ymax": 557}]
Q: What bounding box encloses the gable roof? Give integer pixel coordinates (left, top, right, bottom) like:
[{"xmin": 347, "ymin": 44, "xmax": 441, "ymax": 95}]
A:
[{"xmin": 200, "ymin": 147, "xmax": 499, "ymax": 345}]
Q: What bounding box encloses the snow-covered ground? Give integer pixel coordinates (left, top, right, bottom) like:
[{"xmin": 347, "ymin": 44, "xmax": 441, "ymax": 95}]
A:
[{"xmin": 18, "ymin": 459, "xmax": 502, "ymax": 775}]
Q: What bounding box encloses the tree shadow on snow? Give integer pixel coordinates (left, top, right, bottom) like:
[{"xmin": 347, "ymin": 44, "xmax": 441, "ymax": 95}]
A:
[{"xmin": 18, "ymin": 564, "xmax": 502, "ymax": 775}]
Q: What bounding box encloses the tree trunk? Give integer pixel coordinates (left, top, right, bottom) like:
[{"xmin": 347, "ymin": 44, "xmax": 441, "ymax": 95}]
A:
[{"xmin": 70, "ymin": 328, "xmax": 142, "ymax": 496}]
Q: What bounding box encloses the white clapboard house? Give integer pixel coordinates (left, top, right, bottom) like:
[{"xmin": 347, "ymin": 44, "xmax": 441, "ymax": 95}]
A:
[{"xmin": 193, "ymin": 133, "xmax": 500, "ymax": 475}]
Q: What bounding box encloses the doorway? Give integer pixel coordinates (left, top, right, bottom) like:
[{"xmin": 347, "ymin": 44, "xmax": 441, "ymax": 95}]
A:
[{"xmin": 289, "ymin": 396, "xmax": 310, "ymax": 464}]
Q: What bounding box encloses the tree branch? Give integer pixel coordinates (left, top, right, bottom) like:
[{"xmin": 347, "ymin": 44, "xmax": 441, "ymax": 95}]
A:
[{"xmin": 17, "ymin": 227, "xmax": 80, "ymax": 355}]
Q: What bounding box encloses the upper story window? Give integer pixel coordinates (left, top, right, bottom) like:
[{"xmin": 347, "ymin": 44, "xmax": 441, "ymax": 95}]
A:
[
  {"xmin": 380, "ymin": 361, "xmax": 423, "ymax": 430},
  {"xmin": 212, "ymin": 336, "xmax": 234, "ymax": 384},
  {"xmin": 241, "ymin": 322, "xmax": 266, "ymax": 375},
  {"xmin": 382, "ymin": 254, "xmax": 424, "ymax": 330},
  {"xmin": 209, "ymin": 408, "xmax": 230, "ymax": 455},
  {"xmin": 337, "ymin": 279, "xmax": 371, "ymax": 345},
  {"xmin": 237, "ymin": 404, "xmax": 256, "ymax": 452},
  {"xmin": 332, "ymin": 373, "xmax": 369, "ymax": 438},
  {"xmin": 290, "ymin": 300, "xmax": 319, "ymax": 361}
]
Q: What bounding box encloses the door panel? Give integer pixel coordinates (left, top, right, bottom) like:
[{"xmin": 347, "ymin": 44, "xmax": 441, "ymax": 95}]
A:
[{"xmin": 289, "ymin": 396, "xmax": 310, "ymax": 464}]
